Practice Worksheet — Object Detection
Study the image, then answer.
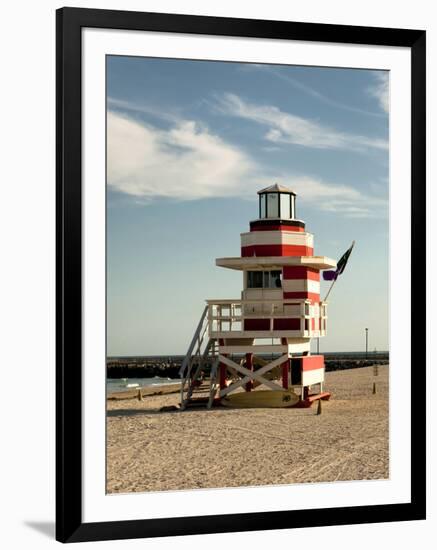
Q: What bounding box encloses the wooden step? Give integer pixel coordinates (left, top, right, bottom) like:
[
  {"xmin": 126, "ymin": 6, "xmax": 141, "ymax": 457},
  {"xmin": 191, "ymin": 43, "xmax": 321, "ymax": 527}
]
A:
[{"xmin": 182, "ymin": 397, "xmax": 222, "ymax": 409}]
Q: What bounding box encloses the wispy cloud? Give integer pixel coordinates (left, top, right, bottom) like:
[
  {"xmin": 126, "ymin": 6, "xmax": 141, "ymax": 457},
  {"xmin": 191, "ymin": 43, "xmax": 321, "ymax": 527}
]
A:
[
  {"xmin": 108, "ymin": 96, "xmax": 181, "ymax": 123},
  {"xmin": 285, "ymin": 176, "xmax": 387, "ymax": 218},
  {"xmin": 107, "ymin": 110, "xmax": 386, "ymax": 218},
  {"xmin": 246, "ymin": 65, "xmax": 386, "ymax": 119},
  {"xmin": 215, "ymin": 93, "xmax": 388, "ymax": 153},
  {"xmin": 367, "ymin": 72, "xmax": 389, "ymax": 114},
  {"xmin": 107, "ymin": 111, "xmax": 255, "ymax": 200}
]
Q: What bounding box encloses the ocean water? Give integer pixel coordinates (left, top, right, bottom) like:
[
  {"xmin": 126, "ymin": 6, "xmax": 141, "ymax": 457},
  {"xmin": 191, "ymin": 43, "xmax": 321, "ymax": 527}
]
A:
[
  {"xmin": 107, "ymin": 376, "xmax": 179, "ymax": 394},
  {"xmin": 106, "ymin": 351, "xmax": 389, "ymax": 395}
]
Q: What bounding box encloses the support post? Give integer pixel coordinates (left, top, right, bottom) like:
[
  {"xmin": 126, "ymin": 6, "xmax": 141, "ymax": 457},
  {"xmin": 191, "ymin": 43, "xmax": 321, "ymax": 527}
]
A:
[
  {"xmin": 245, "ymin": 353, "xmax": 253, "ymax": 392},
  {"xmin": 281, "ymin": 339, "xmax": 289, "ymax": 390},
  {"xmin": 219, "ymin": 340, "xmax": 227, "ymax": 390},
  {"xmin": 281, "ymin": 360, "xmax": 289, "ymax": 390},
  {"xmin": 219, "ymin": 361, "xmax": 227, "ymax": 390}
]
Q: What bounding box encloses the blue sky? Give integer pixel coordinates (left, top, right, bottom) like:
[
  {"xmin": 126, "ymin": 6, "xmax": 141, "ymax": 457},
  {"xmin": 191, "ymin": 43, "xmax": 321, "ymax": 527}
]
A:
[{"xmin": 106, "ymin": 56, "xmax": 389, "ymax": 356}]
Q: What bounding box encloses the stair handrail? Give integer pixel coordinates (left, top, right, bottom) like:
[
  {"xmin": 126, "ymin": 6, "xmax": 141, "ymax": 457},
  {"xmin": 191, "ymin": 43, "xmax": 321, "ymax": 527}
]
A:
[{"xmin": 179, "ymin": 305, "xmax": 209, "ymax": 379}]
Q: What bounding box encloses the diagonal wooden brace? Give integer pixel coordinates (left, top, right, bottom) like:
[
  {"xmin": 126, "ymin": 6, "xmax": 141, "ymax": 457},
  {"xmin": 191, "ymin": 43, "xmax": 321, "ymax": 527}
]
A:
[{"xmin": 218, "ymin": 354, "xmax": 289, "ymax": 397}]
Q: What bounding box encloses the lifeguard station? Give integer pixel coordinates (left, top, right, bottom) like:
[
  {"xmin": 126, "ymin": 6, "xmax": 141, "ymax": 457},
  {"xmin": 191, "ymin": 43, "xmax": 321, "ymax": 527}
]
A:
[{"xmin": 179, "ymin": 184, "xmax": 337, "ymax": 409}]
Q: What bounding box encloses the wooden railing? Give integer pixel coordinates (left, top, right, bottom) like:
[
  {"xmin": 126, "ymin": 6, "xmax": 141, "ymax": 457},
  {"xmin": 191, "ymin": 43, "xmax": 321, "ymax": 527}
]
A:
[
  {"xmin": 179, "ymin": 306, "xmax": 220, "ymax": 410},
  {"xmin": 206, "ymin": 299, "xmax": 327, "ymax": 338}
]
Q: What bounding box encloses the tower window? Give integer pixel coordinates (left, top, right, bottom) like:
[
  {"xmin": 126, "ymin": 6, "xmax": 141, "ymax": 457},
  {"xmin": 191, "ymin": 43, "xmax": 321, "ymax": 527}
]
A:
[
  {"xmin": 280, "ymin": 193, "xmax": 290, "ymax": 219},
  {"xmin": 259, "ymin": 194, "xmax": 266, "ymax": 218},
  {"xmin": 247, "ymin": 271, "xmax": 263, "ymax": 288},
  {"xmin": 247, "ymin": 270, "xmax": 282, "ymax": 289},
  {"xmin": 266, "ymin": 193, "xmax": 279, "ymax": 218}
]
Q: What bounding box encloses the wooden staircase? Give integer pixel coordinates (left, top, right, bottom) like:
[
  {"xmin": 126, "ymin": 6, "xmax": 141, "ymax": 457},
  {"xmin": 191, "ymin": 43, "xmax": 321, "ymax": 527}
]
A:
[{"xmin": 179, "ymin": 306, "xmax": 219, "ymax": 410}]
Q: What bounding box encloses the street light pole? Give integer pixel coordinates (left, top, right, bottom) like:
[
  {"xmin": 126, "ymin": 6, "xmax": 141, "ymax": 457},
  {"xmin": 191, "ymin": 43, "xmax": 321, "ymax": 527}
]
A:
[{"xmin": 365, "ymin": 328, "xmax": 369, "ymax": 359}]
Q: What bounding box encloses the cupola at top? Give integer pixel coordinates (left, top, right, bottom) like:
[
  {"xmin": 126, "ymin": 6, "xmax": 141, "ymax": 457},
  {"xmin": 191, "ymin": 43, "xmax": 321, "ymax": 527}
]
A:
[{"xmin": 257, "ymin": 183, "xmax": 297, "ymax": 221}]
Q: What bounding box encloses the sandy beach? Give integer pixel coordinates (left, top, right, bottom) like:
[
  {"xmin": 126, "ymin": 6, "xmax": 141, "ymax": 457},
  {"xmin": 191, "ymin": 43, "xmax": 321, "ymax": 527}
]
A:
[{"xmin": 106, "ymin": 365, "xmax": 388, "ymax": 494}]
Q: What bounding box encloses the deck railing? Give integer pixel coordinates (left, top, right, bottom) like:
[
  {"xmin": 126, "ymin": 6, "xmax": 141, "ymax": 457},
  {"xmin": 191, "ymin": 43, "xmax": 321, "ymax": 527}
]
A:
[{"xmin": 206, "ymin": 299, "xmax": 327, "ymax": 338}]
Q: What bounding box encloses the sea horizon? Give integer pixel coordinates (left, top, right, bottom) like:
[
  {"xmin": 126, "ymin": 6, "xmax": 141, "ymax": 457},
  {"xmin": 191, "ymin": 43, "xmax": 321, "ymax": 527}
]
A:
[{"xmin": 107, "ymin": 350, "xmax": 389, "ymax": 360}]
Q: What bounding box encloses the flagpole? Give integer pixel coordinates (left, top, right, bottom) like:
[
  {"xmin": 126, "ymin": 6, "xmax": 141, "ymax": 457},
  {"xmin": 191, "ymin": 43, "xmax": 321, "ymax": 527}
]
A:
[
  {"xmin": 323, "ymin": 240, "xmax": 355, "ymax": 302},
  {"xmin": 323, "ymin": 277, "xmax": 337, "ymax": 302}
]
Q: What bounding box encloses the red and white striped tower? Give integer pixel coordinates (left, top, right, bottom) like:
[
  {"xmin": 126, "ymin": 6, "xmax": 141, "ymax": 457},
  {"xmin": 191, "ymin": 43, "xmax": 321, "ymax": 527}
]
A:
[{"xmin": 208, "ymin": 184, "xmax": 337, "ymax": 406}]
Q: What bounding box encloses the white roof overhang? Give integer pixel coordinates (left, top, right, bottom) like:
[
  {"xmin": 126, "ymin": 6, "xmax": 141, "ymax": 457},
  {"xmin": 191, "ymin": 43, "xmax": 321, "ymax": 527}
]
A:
[{"xmin": 215, "ymin": 256, "xmax": 337, "ymax": 271}]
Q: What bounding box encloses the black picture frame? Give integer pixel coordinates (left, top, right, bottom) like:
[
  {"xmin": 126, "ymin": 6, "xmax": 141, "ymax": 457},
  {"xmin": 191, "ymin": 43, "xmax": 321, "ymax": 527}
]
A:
[{"xmin": 56, "ymin": 7, "xmax": 426, "ymax": 543}]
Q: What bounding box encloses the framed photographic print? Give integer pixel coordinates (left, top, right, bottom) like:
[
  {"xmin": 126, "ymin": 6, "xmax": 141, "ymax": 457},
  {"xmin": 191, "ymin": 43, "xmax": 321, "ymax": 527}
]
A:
[{"xmin": 56, "ymin": 7, "xmax": 426, "ymax": 543}]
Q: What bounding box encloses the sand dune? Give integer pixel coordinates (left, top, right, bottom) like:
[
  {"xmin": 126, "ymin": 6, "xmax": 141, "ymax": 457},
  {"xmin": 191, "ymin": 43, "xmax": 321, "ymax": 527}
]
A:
[{"xmin": 106, "ymin": 365, "xmax": 388, "ymax": 494}]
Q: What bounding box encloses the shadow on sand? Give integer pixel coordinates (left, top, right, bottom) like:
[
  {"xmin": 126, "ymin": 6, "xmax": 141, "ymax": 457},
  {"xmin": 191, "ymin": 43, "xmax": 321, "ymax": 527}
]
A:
[
  {"xmin": 106, "ymin": 405, "xmax": 228, "ymax": 417},
  {"xmin": 107, "ymin": 407, "xmax": 179, "ymax": 417}
]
